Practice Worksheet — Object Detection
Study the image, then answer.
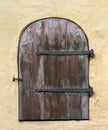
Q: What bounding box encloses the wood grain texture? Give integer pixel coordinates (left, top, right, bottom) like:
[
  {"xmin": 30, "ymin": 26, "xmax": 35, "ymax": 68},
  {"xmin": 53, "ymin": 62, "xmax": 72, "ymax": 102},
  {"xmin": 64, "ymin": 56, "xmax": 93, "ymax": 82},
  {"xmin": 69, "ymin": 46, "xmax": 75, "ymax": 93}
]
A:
[{"xmin": 18, "ymin": 18, "xmax": 89, "ymax": 120}]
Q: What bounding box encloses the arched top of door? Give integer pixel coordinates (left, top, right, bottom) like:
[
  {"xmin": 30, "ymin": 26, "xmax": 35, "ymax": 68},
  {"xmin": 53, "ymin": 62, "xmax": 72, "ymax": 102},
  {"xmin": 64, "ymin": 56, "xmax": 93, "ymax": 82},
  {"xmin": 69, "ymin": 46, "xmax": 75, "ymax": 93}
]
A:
[{"xmin": 19, "ymin": 17, "xmax": 89, "ymax": 51}]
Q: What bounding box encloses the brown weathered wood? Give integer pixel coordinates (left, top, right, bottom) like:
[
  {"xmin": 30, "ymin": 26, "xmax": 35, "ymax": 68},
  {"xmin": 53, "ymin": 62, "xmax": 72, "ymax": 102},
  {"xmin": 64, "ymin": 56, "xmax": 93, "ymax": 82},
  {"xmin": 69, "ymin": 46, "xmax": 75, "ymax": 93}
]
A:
[{"xmin": 18, "ymin": 18, "xmax": 89, "ymax": 121}]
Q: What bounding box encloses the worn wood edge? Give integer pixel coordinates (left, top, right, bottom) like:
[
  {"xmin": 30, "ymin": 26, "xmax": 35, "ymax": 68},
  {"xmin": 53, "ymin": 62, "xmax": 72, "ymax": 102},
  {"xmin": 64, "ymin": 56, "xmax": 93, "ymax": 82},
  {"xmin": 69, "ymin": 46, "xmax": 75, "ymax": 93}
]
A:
[{"xmin": 19, "ymin": 118, "xmax": 90, "ymax": 122}]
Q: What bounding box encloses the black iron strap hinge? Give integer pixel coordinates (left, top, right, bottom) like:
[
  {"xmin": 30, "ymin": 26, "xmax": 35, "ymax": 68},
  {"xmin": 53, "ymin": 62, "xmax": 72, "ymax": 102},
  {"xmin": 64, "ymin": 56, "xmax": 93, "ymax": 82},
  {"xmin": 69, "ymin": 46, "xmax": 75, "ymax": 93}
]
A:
[
  {"xmin": 35, "ymin": 87, "xmax": 94, "ymax": 97},
  {"xmin": 36, "ymin": 49, "xmax": 94, "ymax": 58}
]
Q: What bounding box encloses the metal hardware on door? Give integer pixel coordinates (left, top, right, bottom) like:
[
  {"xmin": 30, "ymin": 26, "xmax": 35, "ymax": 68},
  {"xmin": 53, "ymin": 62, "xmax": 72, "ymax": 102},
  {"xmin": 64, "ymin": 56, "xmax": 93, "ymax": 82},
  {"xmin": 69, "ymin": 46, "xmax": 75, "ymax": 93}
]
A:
[
  {"xmin": 13, "ymin": 77, "xmax": 23, "ymax": 82},
  {"xmin": 36, "ymin": 49, "xmax": 94, "ymax": 58},
  {"xmin": 35, "ymin": 87, "xmax": 94, "ymax": 97}
]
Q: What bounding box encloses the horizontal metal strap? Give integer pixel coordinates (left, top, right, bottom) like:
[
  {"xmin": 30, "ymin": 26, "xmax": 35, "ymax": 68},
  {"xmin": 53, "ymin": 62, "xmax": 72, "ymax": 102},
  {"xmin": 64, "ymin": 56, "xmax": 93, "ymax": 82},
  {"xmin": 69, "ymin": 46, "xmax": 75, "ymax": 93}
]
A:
[
  {"xmin": 35, "ymin": 87, "xmax": 93, "ymax": 96},
  {"xmin": 36, "ymin": 49, "xmax": 94, "ymax": 58}
]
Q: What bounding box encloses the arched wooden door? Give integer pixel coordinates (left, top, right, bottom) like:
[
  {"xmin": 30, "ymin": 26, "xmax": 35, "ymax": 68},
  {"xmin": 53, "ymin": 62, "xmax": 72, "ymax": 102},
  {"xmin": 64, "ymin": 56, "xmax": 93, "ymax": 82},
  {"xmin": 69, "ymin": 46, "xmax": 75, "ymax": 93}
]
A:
[{"xmin": 18, "ymin": 18, "xmax": 93, "ymax": 121}]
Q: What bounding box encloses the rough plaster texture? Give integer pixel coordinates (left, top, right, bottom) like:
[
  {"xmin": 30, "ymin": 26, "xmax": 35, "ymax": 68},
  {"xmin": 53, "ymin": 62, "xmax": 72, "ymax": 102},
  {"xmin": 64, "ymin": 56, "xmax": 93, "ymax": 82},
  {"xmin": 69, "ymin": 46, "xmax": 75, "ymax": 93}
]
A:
[{"xmin": 0, "ymin": 0, "xmax": 108, "ymax": 130}]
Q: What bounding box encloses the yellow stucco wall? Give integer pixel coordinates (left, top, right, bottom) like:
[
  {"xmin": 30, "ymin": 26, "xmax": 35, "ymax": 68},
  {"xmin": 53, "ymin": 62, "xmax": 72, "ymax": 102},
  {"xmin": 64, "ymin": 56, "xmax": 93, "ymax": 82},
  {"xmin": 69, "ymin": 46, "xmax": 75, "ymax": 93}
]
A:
[{"xmin": 0, "ymin": 0, "xmax": 108, "ymax": 130}]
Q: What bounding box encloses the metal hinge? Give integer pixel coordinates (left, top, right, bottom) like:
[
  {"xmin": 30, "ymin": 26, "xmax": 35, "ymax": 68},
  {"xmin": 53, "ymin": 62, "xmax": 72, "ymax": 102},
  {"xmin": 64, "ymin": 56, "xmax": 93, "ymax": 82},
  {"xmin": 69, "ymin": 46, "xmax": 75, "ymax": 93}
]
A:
[
  {"xmin": 36, "ymin": 49, "xmax": 94, "ymax": 58},
  {"xmin": 35, "ymin": 87, "xmax": 94, "ymax": 97}
]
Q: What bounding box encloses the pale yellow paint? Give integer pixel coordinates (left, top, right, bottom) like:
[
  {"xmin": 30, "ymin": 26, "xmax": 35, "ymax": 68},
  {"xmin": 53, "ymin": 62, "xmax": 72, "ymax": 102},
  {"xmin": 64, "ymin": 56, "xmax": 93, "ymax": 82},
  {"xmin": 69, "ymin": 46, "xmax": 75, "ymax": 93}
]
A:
[{"xmin": 0, "ymin": 0, "xmax": 108, "ymax": 130}]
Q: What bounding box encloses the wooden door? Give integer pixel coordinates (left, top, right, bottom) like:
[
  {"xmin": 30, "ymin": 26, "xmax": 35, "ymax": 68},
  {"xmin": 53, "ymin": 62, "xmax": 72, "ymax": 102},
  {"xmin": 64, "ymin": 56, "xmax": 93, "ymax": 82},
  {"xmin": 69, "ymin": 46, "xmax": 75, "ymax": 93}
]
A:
[{"xmin": 18, "ymin": 18, "xmax": 90, "ymax": 121}]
